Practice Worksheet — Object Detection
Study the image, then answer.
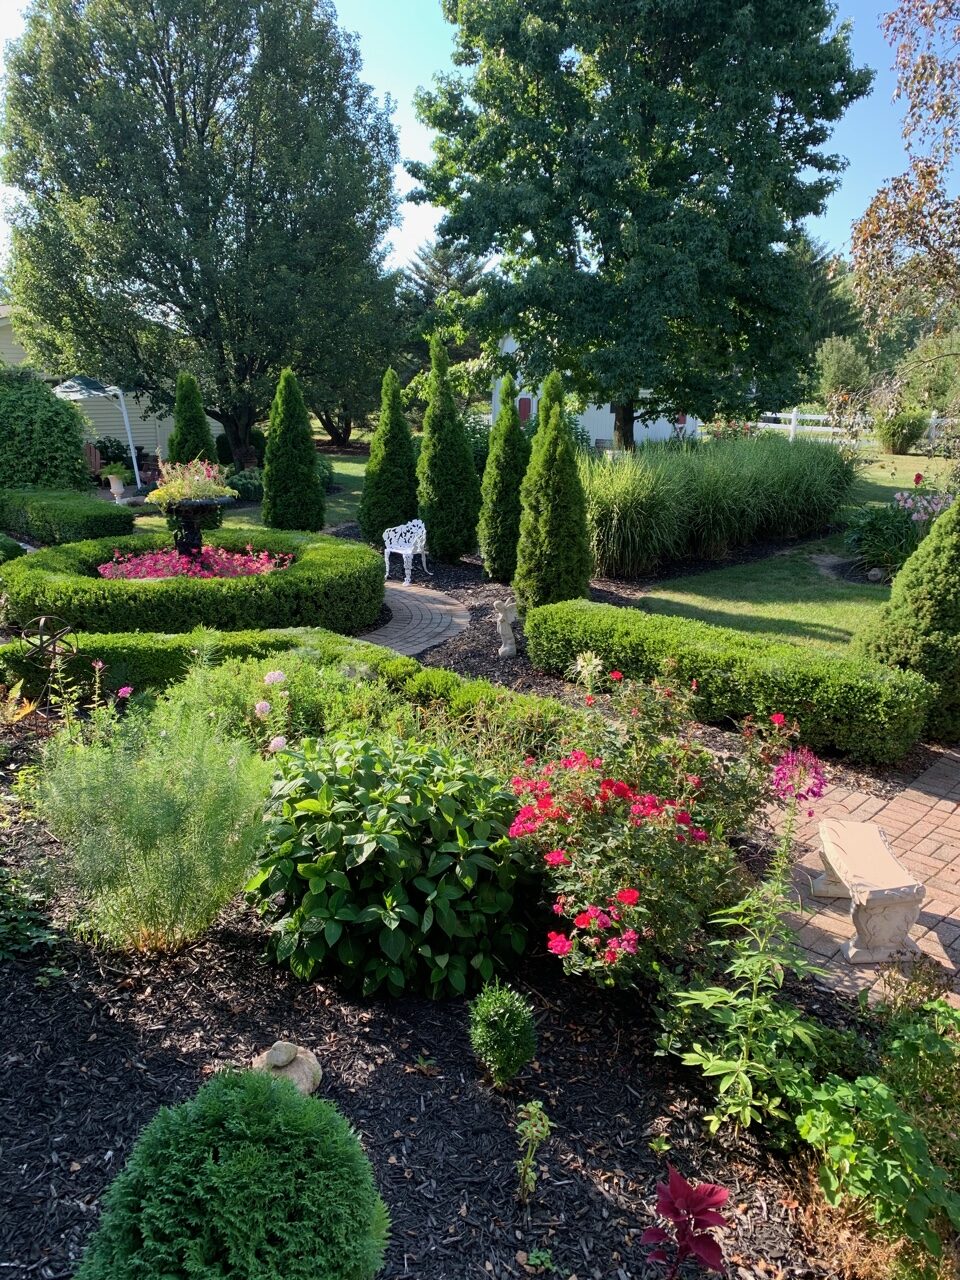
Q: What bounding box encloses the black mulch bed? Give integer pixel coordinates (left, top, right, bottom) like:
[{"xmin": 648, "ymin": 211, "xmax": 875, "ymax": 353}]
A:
[{"xmin": 2, "ymin": 883, "xmax": 845, "ymax": 1280}]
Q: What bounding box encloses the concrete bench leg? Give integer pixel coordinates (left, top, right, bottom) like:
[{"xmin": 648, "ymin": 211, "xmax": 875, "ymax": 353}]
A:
[
  {"xmin": 843, "ymin": 889, "xmax": 924, "ymax": 965},
  {"xmin": 810, "ymin": 858, "xmax": 849, "ymax": 901}
]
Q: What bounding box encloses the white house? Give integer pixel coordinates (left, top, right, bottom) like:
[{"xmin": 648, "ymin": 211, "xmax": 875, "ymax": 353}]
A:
[{"xmin": 490, "ymin": 335, "xmax": 698, "ymax": 445}]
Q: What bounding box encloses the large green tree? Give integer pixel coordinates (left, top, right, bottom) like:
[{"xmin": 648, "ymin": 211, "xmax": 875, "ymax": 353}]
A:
[
  {"xmin": 412, "ymin": 1, "xmax": 871, "ymax": 447},
  {"xmin": 2, "ymin": 0, "xmax": 398, "ymax": 462},
  {"xmin": 417, "ymin": 337, "xmax": 481, "ymax": 562}
]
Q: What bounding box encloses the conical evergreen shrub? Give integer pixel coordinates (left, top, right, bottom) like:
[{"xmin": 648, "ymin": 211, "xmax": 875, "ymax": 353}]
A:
[
  {"xmin": 478, "ymin": 374, "xmax": 530, "ymax": 583},
  {"xmin": 416, "ymin": 336, "xmax": 480, "ymax": 562},
  {"xmin": 358, "ymin": 368, "xmax": 417, "ymax": 544},
  {"xmin": 858, "ymin": 500, "xmax": 960, "ymax": 740},
  {"xmin": 262, "ymin": 369, "xmax": 325, "ymax": 531},
  {"xmin": 513, "ymin": 402, "xmax": 592, "ymax": 613},
  {"xmin": 166, "ymin": 372, "xmax": 215, "ymax": 463},
  {"xmin": 533, "ymin": 370, "xmax": 564, "ymax": 437}
]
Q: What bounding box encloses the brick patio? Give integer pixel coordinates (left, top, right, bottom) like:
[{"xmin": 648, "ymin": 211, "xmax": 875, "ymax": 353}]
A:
[
  {"xmin": 784, "ymin": 749, "xmax": 960, "ymax": 1004},
  {"xmin": 363, "ymin": 582, "xmax": 470, "ymax": 657}
]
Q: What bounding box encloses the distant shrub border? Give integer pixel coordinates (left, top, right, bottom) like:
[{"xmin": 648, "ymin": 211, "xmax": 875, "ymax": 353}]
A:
[
  {"xmin": 0, "ymin": 530, "xmax": 383, "ymax": 635},
  {"xmin": 524, "ymin": 600, "xmax": 932, "ymax": 764},
  {"xmin": 0, "ymin": 488, "xmax": 135, "ymax": 544}
]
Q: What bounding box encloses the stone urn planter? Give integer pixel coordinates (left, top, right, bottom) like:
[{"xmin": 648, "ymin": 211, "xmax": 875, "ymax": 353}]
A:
[{"xmin": 165, "ymin": 495, "xmax": 235, "ymax": 556}]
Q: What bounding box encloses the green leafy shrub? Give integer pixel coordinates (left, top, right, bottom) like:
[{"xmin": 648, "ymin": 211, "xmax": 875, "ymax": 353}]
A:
[
  {"xmin": 478, "ymin": 375, "xmax": 530, "ymax": 583},
  {"xmin": 469, "ymin": 980, "xmax": 537, "ymax": 1087},
  {"xmin": 859, "ymin": 499, "xmax": 960, "ymax": 740},
  {"xmin": 873, "ymin": 408, "xmax": 929, "ymax": 456},
  {"xmin": 262, "ymin": 369, "xmax": 325, "ymax": 531},
  {"xmin": 358, "ymin": 367, "xmax": 418, "ymax": 544},
  {"xmin": 34, "ymin": 704, "xmax": 271, "ymax": 950},
  {"xmin": 0, "ymin": 865, "xmax": 54, "ymax": 960},
  {"xmin": 0, "ymin": 529, "xmax": 383, "ymax": 635},
  {"xmin": 416, "ymin": 337, "xmax": 481, "ymax": 562},
  {"xmin": 75, "ymin": 1071, "xmax": 389, "ymax": 1280},
  {"xmin": 0, "ymin": 366, "xmax": 90, "ymax": 490},
  {"xmin": 513, "ymin": 402, "xmax": 591, "ymax": 612},
  {"xmin": 0, "ymin": 532, "xmax": 24, "ymax": 564},
  {"xmin": 579, "ymin": 436, "xmax": 856, "ymax": 577},
  {"xmin": 248, "ymin": 735, "xmax": 527, "ymax": 996},
  {"xmin": 0, "ymin": 488, "xmax": 135, "ymax": 543},
  {"xmin": 225, "ymin": 466, "xmax": 264, "ymax": 502},
  {"xmin": 165, "ymin": 371, "xmax": 215, "ymax": 463},
  {"xmin": 816, "ymin": 335, "xmax": 870, "ymax": 401},
  {"xmin": 845, "ymin": 504, "xmax": 922, "ymax": 578},
  {"xmin": 315, "ymin": 449, "xmax": 334, "ymax": 492},
  {"xmin": 525, "ymin": 599, "xmax": 932, "ymax": 764}
]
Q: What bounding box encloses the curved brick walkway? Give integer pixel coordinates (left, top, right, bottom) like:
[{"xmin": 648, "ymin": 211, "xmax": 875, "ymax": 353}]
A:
[
  {"xmin": 362, "ymin": 583, "xmax": 470, "ymax": 657},
  {"xmin": 784, "ymin": 749, "xmax": 960, "ymax": 1004}
]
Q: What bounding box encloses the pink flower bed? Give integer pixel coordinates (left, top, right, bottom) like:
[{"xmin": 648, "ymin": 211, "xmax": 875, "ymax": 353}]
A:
[{"xmin": 98, "ymin": 545, "xmax": 293, "ymax": 580}]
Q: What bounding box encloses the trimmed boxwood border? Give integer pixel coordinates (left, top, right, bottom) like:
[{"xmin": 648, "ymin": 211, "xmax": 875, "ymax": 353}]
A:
[
  {"xmin": 0, "ymin": 530, "xmax": 384, "ymax": 635},
  {"xmin": 0, "ymin": 488, "xmax": 135, "ymax": 543},
  {"xmin": 524, "ymin": 599, "xmax": 933, "ymax": 765}
]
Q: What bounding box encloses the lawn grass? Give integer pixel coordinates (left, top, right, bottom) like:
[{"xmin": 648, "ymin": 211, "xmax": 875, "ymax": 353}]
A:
[
  {"xmin": 638, "ymin": 536, "xmax": 889, "ymax": 652},
  {"xmin": 135, "ymin": 453, "xmax": 367, "ymax": 535},
  {"xmin": 849, "ymin": 453, "xmax": 951, "ymax": 506}
]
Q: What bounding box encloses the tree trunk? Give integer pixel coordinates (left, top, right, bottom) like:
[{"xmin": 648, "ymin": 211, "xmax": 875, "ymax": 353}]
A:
[
  {"xmin": 220, "ymin": 414, "xmax": 257, "ymax": 468},
  {"xmin": 613, "ymin": 400, "xmax": 636, "ymax": 451},
  {"xmin": 318, "ymin": 409, "xmax": 353, "ymax": 447}
]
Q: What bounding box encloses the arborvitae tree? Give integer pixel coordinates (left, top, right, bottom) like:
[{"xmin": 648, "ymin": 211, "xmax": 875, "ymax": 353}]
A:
[
  {"xmin": 513, "ymin": 402, "xmax": 591, "ymax": 613},
  {"xmin": 478, "ymin": 375, "xmax": 529, "ymax": 582},
  {"xmin": 261, "ymin": 369, "xmax": 325, "ymax": 531},
  {"xmin": 358, "ymin": 368, "xmax": 417, "ymax": 543},
  {"xmin": 166, "ymin": 372, "xmax": 215, "ymax": 463},
  {"xmin": 532, "ymin": 371, "xmax": 564, "ymax": 437},
  {"xmin": 859, "ymin": 500, "xmax": 960, "ymax": 740},
  {"xmin": 416, "ymin": 336, "xmax": 481, "ymax": 561}
]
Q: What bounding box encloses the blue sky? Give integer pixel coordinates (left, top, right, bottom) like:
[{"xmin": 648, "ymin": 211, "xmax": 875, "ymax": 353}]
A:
[{"xmin": 0, "ymin": 0, "xmax": 909, "ymax": 267}]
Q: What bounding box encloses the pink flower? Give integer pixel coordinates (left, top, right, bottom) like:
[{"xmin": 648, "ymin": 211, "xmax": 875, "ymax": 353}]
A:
[
  {"xmin": 264, "ymin": 671, "xmax": 286, "ymax": 685},
  {"xmin": 547, "ymin": 931, "xmax": 573, "ymax": 956},
  {"xmin": 267, "ymin": 735, "xmax": 288, "ymax": 753},
  {"xmin": 91, "ymin": 659, "xmax": 105, "ymax": 671},
  {"xmin": 620, "ymin": 929, "xmax": 639, "ymax": 955},
  {"xmin": 544, "ymin": 848, "xmax": 571, "ymax": 867},
  {"xmin": 254, "ymin": 700, "xmax": 271, "ymax": 719},
  {"xmin": 690, "ymin": 828, "xmax": 709, "ymax": 842},
  {"xmin": 690, "ymin": 678, "xmax": 699, "ymax": 691},
  {"xmin": 616, "ymin": 888, "xmax": 640, "ymax": 906},
  {"xmin": 116, "ymin": 686, "xmax": 134, "ymax": 699},
  {"xmin": 771, "ymin": 747, "xmax": 827, "ymax": 805},
  {"xmin": 770, "ymin": 712, "xmax": 786, "ymax": 727},
  {"xmin": 609, "ymin": 670, "xmax": 623, "ymax": 682}
]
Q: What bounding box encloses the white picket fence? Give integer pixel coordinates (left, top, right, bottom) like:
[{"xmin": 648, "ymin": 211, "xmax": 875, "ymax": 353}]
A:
[{"xmin": 755, "ymin": 409, "xmax": 950, "ymax": 447}]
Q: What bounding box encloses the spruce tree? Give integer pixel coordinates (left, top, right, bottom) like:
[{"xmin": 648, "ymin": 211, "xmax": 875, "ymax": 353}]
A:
[
  {"xmin": 859, "ymin": 500, "xmax": 960, "ymax": 740},
  {"xmin": 513, "ymin": 402, "xmax": 591, "ymax": 613},
  {"xmin": 478, "ymin": 375, "xmax": 529, "ymax": 582},
  {"xmin": 416, "ymin": 336, "xmax": 481, "ymax": 561},
  {"xmin": 166, "ymin": 372, "xmax": 215, "ymax": 463},
  {"xmin": 261, "ymin": 369, "xmax": 325, "ymax": 531},
  {"xmin": 358, "ymin": 368, "xmax": 418, "ymax": 543}
]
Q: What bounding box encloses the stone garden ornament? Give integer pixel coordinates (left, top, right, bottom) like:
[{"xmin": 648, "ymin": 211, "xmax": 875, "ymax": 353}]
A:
[
  {"xmin": 251, "ymin": 1040, "xmax": 323, "ymax": 1095},
  {"xmin": 494, "ymin": 600, "xmax": 518, "ymax": 659}
]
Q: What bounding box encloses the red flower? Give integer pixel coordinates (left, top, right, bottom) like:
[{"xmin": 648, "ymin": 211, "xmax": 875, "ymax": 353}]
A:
[
  {"xmin": 547, "ymin": 932, "xmax": 573, "ymax": 956},
  {"xmin": 584, "ymin": 695, "xmax": 595, "ymax": 706},
  {"xmin": 616, "ymin": 887, "xmax": 640, "ymax": 906},
  {"xmin": 609, "ymin": 670, "xmax": 623, "ymax": 681},
  {"xmin": 674, "ymin": 810, "xmax": 693, "ymax": 827},
  {"xmin": 770, "ymin": 712, "xmax": 786, "ymax": 727},
  {"xmin": 544, "ymin": 848, "xmax": 571, "ymax": 867},
  {"xmin": 573, "ymin": 911, "xmax": 594, "ymax": 929},
  {"xmin": 690, "ymin": 828, "xmax": 709, "ymax": 842},
  {"xmin": 915, "ymin": 472, "xmax": 924, "ymax": 487}
]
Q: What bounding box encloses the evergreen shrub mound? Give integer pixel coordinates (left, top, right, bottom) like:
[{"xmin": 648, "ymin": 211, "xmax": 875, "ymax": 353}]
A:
[
  {"xmin": 0, "ymin": 530, "xmax": 383, "ymax": 635},
  {"xmin": 858, "ymin": 500, "xmax": 960, "ymax": 741},
  {"xmin": 579, "ymin": 436, "xmax": 855, "ymax": 577},
  {"xmin": 0, "ymin": 367, "xmax": 90, "ymax": 490},
  {"xmin": 469, "ymin": 980, "xmax": 537, "ymax": 1087},
  {"xmin": 262, "ymin": 369, "xmax": 325, "ymax": 531},
  {"xmin": 525, "ymin": 599, "xmax": 932, "ymax": 764},
  {"xmin": 513, "ymin": 402, "xmax": 591, "ymax": 612},
  {"xmin": 75, "ymin": 1071, "xmax": 389, "ymax": 1280},
  {"xmin": 165, "ymin": 371, "xmax": 215, "ymax": 463},
  {"xmin": 0, "ymin": 488, "xmax": 135, "ymax": 543},
  {"xmin": 0, "ymin": 532, "xmax": 25, "ymax": 564},
  {"xmin": 478, "ymin": 374, "xmax": 530, "ymax": 583},
  {"xmin": 417, "ymin": 337, "xmax": 481, "ymax": 561},
  {"xmin": 873, "ymin": 409, "xmax": 929, "ymax": 456},
  {"xmin": 358, "ymin": 367, "xmax": 418, "ymax": 543}
]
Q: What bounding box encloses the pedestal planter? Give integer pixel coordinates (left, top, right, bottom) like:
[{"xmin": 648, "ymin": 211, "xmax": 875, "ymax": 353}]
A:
[{"xmin": 165, "ymin": 496, "xmax": 235, "ymax": 556}]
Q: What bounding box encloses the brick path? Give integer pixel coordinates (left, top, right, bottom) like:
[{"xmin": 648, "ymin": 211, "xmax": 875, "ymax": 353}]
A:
[
  {"xmin": 785, "ymin": 750, "xmax": 960, "ymax": 1003},
  {"xmin": 363, "ymin": 583, "xmax": 470, "ymax": 657}
]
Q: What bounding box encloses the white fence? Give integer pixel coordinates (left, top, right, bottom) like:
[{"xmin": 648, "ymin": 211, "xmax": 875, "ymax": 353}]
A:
[{"xmin": 755, "ymin": 409, "xmax": 950, "ymax": 447}]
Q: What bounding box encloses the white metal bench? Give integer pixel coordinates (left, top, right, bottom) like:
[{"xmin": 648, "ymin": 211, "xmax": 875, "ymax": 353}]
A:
[
  {"xmin": 810, "ymin": 819, "xmax": 925, "ymax": 964},
  {"xmin": 383, "ymin": 519, "xmax": 431, "ymax": 586}
]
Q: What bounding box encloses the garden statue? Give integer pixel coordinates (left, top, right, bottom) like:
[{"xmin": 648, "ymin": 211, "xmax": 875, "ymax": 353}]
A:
[{"xmin": 494, "ymin": 600, "xmax": 518, "ymax": 659}]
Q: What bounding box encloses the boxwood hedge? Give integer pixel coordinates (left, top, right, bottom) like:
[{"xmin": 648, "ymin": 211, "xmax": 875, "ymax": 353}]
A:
[
  {"xmin": 0, "ymin": 488, "xmax": 136, "ymax": 544},
  {"xmin": 0, "ymin": 530, "xmax": 383, "ymax": 635},
  {"xmin": 524, "ymin": 599, "xmax": 932, "ymax": 764},
  {"xmin": 0, "ymin": 532, "xmax": 25, "ymax": 565}
]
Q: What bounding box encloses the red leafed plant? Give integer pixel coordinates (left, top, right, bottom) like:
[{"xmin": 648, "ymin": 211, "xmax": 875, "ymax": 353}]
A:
[{"xmin": 641, "ymin": 1165, "xmax": 730, "ymax": 1275}]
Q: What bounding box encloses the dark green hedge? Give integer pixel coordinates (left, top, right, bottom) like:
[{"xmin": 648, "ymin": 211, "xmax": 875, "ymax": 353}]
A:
[
  {"xmin": 0, "ymin": 533, "xmax": 25, "ymax": 564},
  {"xmin": 525, "ymin": 600, "xmax": 932, "ymax": 764},
  {"xmin": 0, "ymin": 488, "xmax": 135, "ymax": 544},
  {"xmin": 0, "ymin": 530, "xmax": 383, "ymax": 635}
]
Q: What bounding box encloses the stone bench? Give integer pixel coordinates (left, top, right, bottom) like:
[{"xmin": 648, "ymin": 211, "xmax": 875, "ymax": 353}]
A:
[{"xmin": 810, "ymin": 819, "xmax": 925, "ymax": 965}]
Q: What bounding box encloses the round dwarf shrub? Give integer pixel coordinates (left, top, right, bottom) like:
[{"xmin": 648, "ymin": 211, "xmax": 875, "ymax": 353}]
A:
[
  {"xmin": 0, "ymin": 529, "xmax": 383, "ymax": 634},
  {"xmin": 858, "ymin": 499, "xmax": 960, "ymax": 740},
  {"xmin": 75, "ymin": 1071, "xmax": 389, "ymax": 1280},
  {"xmin": 469, "ymin": 979, "xmax": 537, "ymax": 1087},
  {"xmin": 248, "ymin": 734, "xmax": 528, "ymax": 996},
  {"xmin": 874, "ymin": 408, "xmax": 929, "ymax": 456}
]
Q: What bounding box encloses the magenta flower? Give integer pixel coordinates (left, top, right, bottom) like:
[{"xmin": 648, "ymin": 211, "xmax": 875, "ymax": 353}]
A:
[
  {"xmin": 116, "ymin": 686, "xmax": 134, "ymax": 699},
  {"xmin": 771, "ymin": 747, "xmax": 827, "ymax": 805}
]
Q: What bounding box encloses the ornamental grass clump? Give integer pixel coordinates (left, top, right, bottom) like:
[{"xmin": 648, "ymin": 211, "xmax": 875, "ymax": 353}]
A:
[
  {"xmin": 33, "ymin": 702, "xmax": 271, "ymax": 950},
  {"xmin": 469, "ymin": 979, "xmax": 537, "ymax": 1087},
  {"xmin": 74, "ymin": 1071, "xmax": 389, "ymax": 1280}
]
